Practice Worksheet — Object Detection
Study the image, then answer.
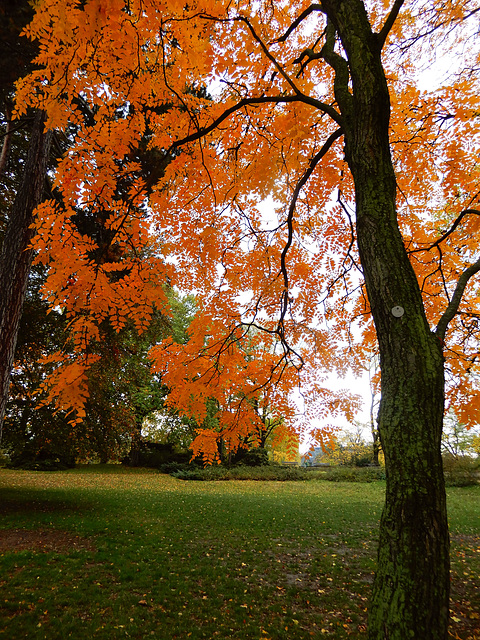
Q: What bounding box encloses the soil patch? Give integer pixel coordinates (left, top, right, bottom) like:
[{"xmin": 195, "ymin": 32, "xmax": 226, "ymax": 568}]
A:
[{"xmin": 0, "ymin": 528, "xmax": 96, "ymax": 553}]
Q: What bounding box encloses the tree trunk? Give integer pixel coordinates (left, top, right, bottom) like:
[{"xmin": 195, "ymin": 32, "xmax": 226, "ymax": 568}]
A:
[
  {"xmin": 369, "ymin": 367, "xmax": 381, "ymax": 466},
  {"xmin": 0, "ymin": 110, "xmax": 52, "ymax": 442},
  {"xmin": 0, "ymin": 100, "xmax": 13, "ymax": 177},
  {"xmin": 321, "ymin": 1, "xmax": 450, "ymax": 637},
  {"xmin": 370, "ymin": 417, "xmax": 381, "ymax": 467}
]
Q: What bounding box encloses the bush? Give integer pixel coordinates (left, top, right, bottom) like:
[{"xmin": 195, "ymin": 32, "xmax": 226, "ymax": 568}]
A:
[
  {"xmin": 171, "ymin": 464, "xmax": 313, "ymax": 481},
  {"xmin": 8, "ymin": 454, "xmax": 76, "ymax": 472},
  {"xmin": 156, "ymin": 461, "xmax": 196, "ymax": 475},
  {"xmin": 324, "ymin": 466, "xmax": 386, "ymax": 483},
  {"xmin": 443, "ymin": 454, "xmax": 479, "ymax": 487},
  {"xmin": 168, "ymin": 461, "xmax": 387, "ymax": 483},
  {"xmin": 7, "ymin": 443, "xmax": 76, "ymax": 471},
  {"xmin": 171, "ymin": 465, "xmax": 229, "ymax": 481},
  {"xmin": 123, "ymin": 442, "xmax": 191, "ymax": 468},
  {"xmin": 235, "ymin": 447, "xmax": 270, "ymax": 467},
  {"xmin": 0, "ymin": 449, "xmax": 10, "ymax": 468},
  {"xmin": 228, "ymin": 465, "xmax": 308, "ymax": 481}
]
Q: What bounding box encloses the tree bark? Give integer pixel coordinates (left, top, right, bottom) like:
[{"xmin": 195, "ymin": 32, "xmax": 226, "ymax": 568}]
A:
[
  {"xmin": 321, "ymin": 1, "xmax": 450, "ymax": 637},
  {"xmin": 0, "ymin": 110, "xmax": 52, "ymax": 442},
  {"xmin": 0, "ymin": 100, "xmax": 13, "ymax": 177}
]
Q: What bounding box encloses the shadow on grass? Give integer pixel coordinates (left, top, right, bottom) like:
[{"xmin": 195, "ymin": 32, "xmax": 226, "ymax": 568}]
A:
[{"xmin": 0, "ymin": 487, "xmax": 93, "ymax": 516}]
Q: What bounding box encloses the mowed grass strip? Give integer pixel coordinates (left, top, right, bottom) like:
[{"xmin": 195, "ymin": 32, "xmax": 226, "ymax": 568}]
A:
[{"xmin": 0, "ymin": 466, "xmax": 478, "ymax": 639}]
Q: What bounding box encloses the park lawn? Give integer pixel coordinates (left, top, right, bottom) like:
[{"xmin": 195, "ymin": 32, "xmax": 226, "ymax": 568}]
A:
[{"xmin": 0, "ymin": 466, "xmax": 478, "ymax": 640}]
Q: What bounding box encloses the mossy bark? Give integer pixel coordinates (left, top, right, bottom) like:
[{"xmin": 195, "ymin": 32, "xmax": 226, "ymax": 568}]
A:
[{"xmin": 321, "ymin": 1, "xmax": 450, "ymax": 637}]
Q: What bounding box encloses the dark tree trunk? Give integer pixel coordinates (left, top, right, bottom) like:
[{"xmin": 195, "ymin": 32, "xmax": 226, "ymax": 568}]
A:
[
  {"xmin": 0, "ymin": 110, "xmax": 52, "ymax": 441},
  {"xmin": 321, "ymin": 1, "xmax": 450, "ymax": 637},
  {"xmin": 0, "ymin": 100, "xmax": 13, "ymax": 177}
]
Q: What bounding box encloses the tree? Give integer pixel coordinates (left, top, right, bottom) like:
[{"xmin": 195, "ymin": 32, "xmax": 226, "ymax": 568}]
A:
[
  {"xmin": 325, "ymin": 423, "xmax": 376, "ymax": 467},
  {"xmin": 15, "ymin": 1, "xmax": 480, "ymax": 637},
  {"xmin": 4, "ymin": 275, "xmax": 193, "ymax": 465},
  {"xmin": 0, "ymin": 0, "xmax": 54, "ymax": 441},
  {"xmin": 0, "ymin": 110, "xmax": 52, "ymax": 440},
  {"xmin": 2, "ymin": 265, "xmax": 75, "ymax": 467},
  {"xmin": 442, "ymin": 410, "xmax": 480, "ymax": 458}
]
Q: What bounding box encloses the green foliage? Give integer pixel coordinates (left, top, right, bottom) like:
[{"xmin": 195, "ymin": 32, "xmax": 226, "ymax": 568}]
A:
[
  {"xmin": 172, "ymin": 464, "xmax": 313, "ymax": 481},
  {"xmin": 4, "ymin": 278, "xmax": 199, "ymax": 464},
  {"xmin": 167, "ymin": 291, "xmax": 197, "ymax": 345},
  {"xmin": 324, "ymin": 427, "xmax": 377, "ymax": 468},
  {"xmin": 323, "ymin": 466, "xmax": 386, "ymax": 483},
  {"xmin": 443, "ymin": 454, "xmax": 479, "ymax": 487},
  {"xmin": 234, "ymin": 447, "xmax": 270, "ymax": 467},
  {"xmin": 7, "ymin": 437, "xmax": 76, "ymax": 471},
  {"xmin": 0, "ymin": 0, "xmax": 37, "ymax": 104},
  {"xmin": 7, "ymin": 454, "xmax": 75, "ymax": 472},
  {"xmin": 442, "ymin": 412, "xmax": 480, "ymax": 458},
  {"xmin": 123, "ymin": 442, "xmax": 190, "ymax": 468},
  {"xmin": 2, "ymin": 267, "xmax": 75, "ymax": 465}
]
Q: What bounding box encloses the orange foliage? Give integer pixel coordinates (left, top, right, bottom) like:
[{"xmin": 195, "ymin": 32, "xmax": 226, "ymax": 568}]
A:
[{"xmin": 13, "ymin": 0, "xmax": 480, "ymax": 452}]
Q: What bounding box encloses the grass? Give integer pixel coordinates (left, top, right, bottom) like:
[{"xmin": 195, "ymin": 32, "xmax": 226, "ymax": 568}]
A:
[{"xmin": 0, "ymin": 466, "xmax": 478, "ymax": 640}]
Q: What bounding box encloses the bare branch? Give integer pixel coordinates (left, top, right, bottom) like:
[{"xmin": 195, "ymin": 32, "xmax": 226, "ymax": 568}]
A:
[
  {"xmin": 274, "ymin": 4, "xmax": 323, "ymax": 43},
  {"xmin": 377, "ymin": 0, "xmax": 405, "ymax": 49},
  {"xmin": 436, "ymin": 256, "xmax": 480, "ymax": 341}
]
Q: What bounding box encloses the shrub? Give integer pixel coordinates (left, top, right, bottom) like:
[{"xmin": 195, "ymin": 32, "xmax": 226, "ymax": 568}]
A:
[
  {"xmin": 324, "ymin": 466, "xmax": 386, "ymax": 483},
  {"xmin": 171, "ymin": 466, "xmax": 229, "ymax": 481},
  {"xmin": 8, "ymin": 445, "xmax": 76, "ymax": 471},
  {"xmin": 157, "ymin": 461, "xmax": 196, "ymax": 475},
  {"xmin": 171, "ymin": 464, "xmax": 313, "ymax": 481},
  {"xmin": 443, "ymin": 454, "xmax": 479, "ymax": 487},
  {"xmin": 235, "ymin": 447, "xmax": 270, "ymax": 467},
  {"xmin": 123, "ymin": 442, "xmax": 191, "ymax": 468},
  {"xmin": 0, "ymin": 449, "xmax": 10, "ymax": 468}
]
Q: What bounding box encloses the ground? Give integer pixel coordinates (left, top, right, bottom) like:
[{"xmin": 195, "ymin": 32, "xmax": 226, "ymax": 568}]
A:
[{"xmin": 0, "ymin": 528, "xmax": 96, "ymax": 553}]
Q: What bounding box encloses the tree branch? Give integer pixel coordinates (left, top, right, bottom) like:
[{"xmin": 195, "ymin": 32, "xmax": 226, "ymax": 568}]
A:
[
  {"xmin": 274, "ymin": 4, "xmax": 323, "ymax": 43},
  {"xmin": 232, "ymin": 15, "xmax": 304, "ymax": 96},
  {"xmin": 195, "ymin": 13, "xmax": 342, "ymax": 125},
  {"xmin": 278, "ymin": 127, "xmax": 343, "ymax": 330},
  {"xmin": 436, "ymin": 256, "xmax": 480, "ymax": 341},
  {"xmin": 319, "ymin": 19, "xmax": 353, "ymax": 118},
  {"xmin": 377, "ymin": 0, "xmax": 406, "ymax": 49},
  {"xmin": 169, "ymin": 95, "xmax": 341, "ymax": 154},
  {"xmin": 410, "ymin": 209, "xmax": 480, "ymax": 254}
]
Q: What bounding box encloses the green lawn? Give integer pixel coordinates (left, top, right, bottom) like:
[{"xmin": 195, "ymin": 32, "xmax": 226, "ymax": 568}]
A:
[{"xmin": 0, "ymin": 466, "xmax": 478, "ymax": 639}]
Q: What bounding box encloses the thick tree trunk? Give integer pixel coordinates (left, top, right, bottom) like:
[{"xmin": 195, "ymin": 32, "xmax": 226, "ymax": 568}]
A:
[
  {"xmin": 352, "ymin": 123, "xmax": 449, "ymax": 638},
  {"xmin": 321, "ymin": 1, "xmax": 450, "ymax": 637},
  {"xmin": 0, "ymin": 110, "xmax": 52, "ymax": 441}
]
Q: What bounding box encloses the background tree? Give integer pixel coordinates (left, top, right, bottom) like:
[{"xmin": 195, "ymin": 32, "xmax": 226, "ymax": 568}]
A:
[
  {"xmin": 324, "ymin": 424, "xmax": 376, "ymax": 467},
  {"xmin": 2, "ymin": 265, "xmax": 74, "ymax": 468},
  {"xmin": 0, "ymin": 0, "xmax": 57, "ymax": 440},
  {"xmin": 442, "ymin": 410, "xmax": 480, "ymax": 459},
  {"xmin": 4, "ymin": 280, "xmax": 196, "ymax": 465},
  {"xmin": 15, "ymin": 1, "xmax": 480, "ymax": 638}
]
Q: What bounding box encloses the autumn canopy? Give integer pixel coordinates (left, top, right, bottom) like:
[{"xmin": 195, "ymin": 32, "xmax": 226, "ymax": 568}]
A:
[
  {"xmin": 8, "ymin": 2, "xmax": 480, "ymax": 635},
  {"xmin": 14, "ymin": 1, "xmax": 478, "ymax": 457}
]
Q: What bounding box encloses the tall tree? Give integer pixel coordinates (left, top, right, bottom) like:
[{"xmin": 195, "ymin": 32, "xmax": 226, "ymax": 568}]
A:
[
  {"xmin": 15, "ymin": 1, "xmax": 480, "ymax": 638},
  {"xmin": 0, "ymin": 0, "xmax": 53, "ymax": 440},
  {"xmin": 0, "ymin": 111, "xmax": 52, "ymax": 440}
]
